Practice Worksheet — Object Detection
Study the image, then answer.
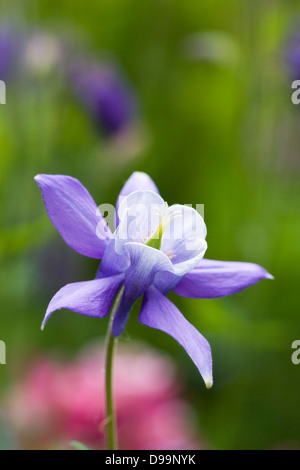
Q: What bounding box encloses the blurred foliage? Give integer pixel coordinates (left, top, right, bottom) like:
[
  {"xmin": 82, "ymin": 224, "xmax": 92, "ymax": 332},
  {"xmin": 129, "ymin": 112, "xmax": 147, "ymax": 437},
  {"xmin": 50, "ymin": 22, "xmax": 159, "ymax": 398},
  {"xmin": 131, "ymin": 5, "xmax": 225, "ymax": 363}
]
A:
[{"xmin": 0, "ymin": 0, "xmax": 300, "ymax": 450}]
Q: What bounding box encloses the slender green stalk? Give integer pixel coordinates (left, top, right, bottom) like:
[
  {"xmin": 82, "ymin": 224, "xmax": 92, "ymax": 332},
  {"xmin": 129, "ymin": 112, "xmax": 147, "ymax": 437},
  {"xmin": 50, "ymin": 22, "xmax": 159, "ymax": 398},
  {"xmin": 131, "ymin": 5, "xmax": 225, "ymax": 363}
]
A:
[{"xmin": 105, "ymin": 286, "xmax": 124, "ymax": 450}]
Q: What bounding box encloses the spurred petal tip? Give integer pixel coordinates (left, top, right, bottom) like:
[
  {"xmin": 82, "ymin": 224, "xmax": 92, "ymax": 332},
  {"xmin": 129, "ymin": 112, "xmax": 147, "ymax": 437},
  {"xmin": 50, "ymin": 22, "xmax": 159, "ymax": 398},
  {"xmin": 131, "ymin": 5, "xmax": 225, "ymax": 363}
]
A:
[{"xmin": 205, "ymin": 380, "xmax": 213, "ymax": 390}]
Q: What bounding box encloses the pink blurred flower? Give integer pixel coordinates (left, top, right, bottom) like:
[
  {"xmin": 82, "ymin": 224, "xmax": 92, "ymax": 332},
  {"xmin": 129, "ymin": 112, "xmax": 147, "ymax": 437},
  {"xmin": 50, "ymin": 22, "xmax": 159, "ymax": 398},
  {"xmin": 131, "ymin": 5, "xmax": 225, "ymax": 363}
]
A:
[{"xmin": 5, "ymin": 345, "xmax": 202, "ymax": 450}]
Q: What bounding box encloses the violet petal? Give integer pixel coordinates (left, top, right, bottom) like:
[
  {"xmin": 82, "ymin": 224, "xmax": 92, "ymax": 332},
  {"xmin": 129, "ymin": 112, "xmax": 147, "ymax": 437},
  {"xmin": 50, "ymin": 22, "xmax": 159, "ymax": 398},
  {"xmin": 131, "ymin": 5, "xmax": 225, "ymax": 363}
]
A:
[
  {"xmin": 139, "ymin": 286, "xmax": 213, "ymax": 388},
  {"xmin": 42, "ymin": 274, "xmax": 123, "ymax": 329},
  {"xmin": 174, "ymin": 258, "xmax": 273, "ymax": 299},
  {"xmin": 111, "ymin": 243, "xmax": 174, "ymax": 337},
  {"xmin": 35, "ymin": 174, "xmax": 111, "ymax": 259}
]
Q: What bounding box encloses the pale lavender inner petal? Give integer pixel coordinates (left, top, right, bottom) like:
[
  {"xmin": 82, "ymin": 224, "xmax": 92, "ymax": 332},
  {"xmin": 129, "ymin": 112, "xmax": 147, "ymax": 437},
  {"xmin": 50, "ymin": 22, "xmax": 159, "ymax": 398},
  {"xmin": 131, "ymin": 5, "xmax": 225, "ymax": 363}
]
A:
[
  {"xmin": 160, "ymin": 204, "xmax": 207, "ymax": 276},
  {"xmin": 115, "ymin": 190, "xmax": 166, "ymax": 251},
  {"xmin": 115, "ymin": 172, "xmax": 160, "ymax": 227}
]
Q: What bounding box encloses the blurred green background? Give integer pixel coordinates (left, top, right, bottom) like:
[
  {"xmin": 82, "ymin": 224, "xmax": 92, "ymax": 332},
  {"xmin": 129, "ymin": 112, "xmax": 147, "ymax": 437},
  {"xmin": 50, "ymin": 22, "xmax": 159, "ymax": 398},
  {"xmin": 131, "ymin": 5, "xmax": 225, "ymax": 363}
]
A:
[{"xmin": 0, "ymin": 0, "xmax": 300, "ymax": 450}]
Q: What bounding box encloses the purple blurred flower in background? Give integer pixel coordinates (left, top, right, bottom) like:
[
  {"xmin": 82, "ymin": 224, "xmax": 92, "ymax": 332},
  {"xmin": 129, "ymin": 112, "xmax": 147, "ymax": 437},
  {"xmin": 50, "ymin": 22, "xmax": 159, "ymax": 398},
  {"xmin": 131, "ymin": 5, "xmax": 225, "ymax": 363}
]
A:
[
  {"xmin": 34, "ymin": 172, "xmax": 273, "ymax": 388},
  {"xmin": 5, "ymin": 345, "xmax": 200, "ymax": 450},
  {"xmin": 69, "ymin": 58, "xmax": 137, "ymax": 136},
  {"xmin": 0, "ymin": 25, "xmax": 19, "ymax": 81},
  {"xmin": 285, "ymin": 22, "xmax": 300, "ymax": 80},
  {"xmin": 0, "ymin": 25, "xmax": 65, "ymax": 84},
  {"xmin": 0, "ymin": 23, "xmax": 137, "ymax": 139}
]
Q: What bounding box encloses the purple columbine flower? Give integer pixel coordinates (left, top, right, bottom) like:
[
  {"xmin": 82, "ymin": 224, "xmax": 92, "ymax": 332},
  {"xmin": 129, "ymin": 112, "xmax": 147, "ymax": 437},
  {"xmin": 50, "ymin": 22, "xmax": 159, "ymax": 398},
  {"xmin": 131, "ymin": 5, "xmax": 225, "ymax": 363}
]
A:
[
  {"xmin": 69, "ymin": 59, "xmax": 137, "ymax": 137},
  {"xmin": 34, "ymin": 172, "xmax": 273, "ymax": 388}
]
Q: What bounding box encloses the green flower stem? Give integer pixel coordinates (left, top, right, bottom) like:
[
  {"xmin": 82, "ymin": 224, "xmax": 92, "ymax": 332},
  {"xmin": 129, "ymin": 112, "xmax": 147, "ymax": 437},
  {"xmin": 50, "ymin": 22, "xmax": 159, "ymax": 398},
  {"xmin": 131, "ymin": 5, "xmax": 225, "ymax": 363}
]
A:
[{"xmin": 105, "ymin": 285, "xmax": 124, "ymax": 451}]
